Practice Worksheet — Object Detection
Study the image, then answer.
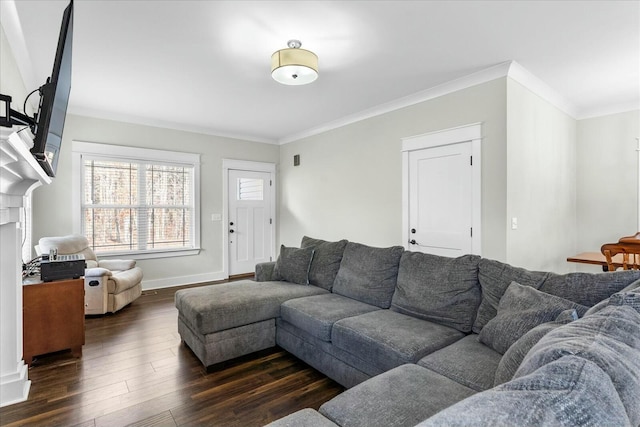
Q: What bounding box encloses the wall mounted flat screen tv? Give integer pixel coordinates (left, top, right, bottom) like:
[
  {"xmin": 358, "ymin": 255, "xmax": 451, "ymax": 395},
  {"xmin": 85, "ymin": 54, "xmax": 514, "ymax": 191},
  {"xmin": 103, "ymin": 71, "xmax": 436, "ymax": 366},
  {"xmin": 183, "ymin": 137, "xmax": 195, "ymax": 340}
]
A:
[{"xmin": 30, "ymin": 0, "xmax": 73, "ymax": 178}]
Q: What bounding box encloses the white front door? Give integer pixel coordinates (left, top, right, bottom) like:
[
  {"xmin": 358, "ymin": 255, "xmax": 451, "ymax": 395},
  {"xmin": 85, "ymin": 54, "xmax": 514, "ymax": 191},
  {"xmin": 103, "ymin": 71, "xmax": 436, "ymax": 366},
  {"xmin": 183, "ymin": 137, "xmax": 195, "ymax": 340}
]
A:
[
  {"xmin": 228, "ymin": 169, "xmax": 272, "ymax": 276},
  {"xmin": 408, "ymin": 142, "xmax": 474, "ymax": 257}
]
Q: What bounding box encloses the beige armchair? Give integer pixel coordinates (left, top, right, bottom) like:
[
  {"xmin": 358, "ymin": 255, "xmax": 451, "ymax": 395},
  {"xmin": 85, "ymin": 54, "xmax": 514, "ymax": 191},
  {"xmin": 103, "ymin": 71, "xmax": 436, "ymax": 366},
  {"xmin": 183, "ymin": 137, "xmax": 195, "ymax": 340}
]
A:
[{"xmin": 37, "ymin": 234, "xmax": 143, "ymax": 314}]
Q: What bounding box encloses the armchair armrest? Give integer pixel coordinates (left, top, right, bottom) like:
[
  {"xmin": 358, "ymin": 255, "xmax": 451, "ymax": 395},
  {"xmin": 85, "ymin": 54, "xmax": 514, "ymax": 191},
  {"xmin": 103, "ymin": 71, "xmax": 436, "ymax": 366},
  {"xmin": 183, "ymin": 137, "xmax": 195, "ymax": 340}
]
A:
[
  {"xmin": 255, "ymin": 261, "xmax": 276, "ymax": 282},
  {"xmin": 85, "ymin": 267, "xmax": 113, "ymax": 277},
  {"xmin": 98, "ymin": 259, "xmax": 136, "ymax": 271}
]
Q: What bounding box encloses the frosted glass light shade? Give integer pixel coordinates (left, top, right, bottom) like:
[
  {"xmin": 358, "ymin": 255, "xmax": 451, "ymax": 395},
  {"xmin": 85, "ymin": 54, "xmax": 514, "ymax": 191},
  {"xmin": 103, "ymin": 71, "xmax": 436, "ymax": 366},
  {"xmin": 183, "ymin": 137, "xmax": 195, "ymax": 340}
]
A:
[{"xmin": 271, "ymin": 42, "xmax": 318, "ymax": 85}]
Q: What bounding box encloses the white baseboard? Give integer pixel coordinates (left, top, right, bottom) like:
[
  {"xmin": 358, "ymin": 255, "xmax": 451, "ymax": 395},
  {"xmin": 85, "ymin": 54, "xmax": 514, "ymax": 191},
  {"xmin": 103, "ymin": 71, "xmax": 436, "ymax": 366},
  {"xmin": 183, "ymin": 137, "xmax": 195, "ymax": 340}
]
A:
[
  {"xmin": 141, "ymin": 271, "xmax": 227, "ymax": 291},
  {"xmin": 0, "ymin": 361, "xmax": 30, "ymax": 408}
]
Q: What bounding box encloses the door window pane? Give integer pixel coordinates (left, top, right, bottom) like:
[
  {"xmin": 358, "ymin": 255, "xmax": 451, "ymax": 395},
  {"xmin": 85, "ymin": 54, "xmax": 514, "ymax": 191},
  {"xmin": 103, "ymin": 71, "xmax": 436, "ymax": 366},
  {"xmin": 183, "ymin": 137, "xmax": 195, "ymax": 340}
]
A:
[{"xmin": 237, "ymin": 178, "xmax": 263, "ymax": 201}]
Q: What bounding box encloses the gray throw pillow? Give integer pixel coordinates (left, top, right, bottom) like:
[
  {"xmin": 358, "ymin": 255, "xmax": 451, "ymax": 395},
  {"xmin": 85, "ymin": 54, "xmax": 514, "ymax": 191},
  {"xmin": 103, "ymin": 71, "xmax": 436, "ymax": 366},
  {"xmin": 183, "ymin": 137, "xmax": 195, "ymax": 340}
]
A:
[
  {"xmin": 493, "ymin": 309, "xmax": 577, "ymax": 386},
  {"xmin": 300, "ymin": 236, "xmax": 348, "ymax": 291},
  {"xmin": 473, "ymin": 259, "xmax": 549, "ymax": 333},
  {"xmin": 516, "ymin": 304, "xmax": 640, "ymax": 426},
  {"xmin": 273, "ymin": 245, "xmax": 314, "ymax": 285},
  {"xmin": 478, "ymin": 282, "xmax": 588, "ymax": 354},
  {"xmin": 391, "ymin": 252, "xmax": 481, "ymax": 333},
  {"xmin": 332, "ymin": 242, "xmax": 404, "ymax": 308}
]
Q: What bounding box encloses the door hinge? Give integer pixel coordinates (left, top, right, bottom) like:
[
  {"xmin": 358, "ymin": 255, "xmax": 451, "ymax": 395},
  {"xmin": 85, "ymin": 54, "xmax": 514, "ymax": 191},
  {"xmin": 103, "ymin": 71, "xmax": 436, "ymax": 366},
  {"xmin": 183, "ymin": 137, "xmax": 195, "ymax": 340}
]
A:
[
  {"xmin": 270, "ymin": 218, "xmax": 272, "ymax": 225},
  {"xmin": 270, "ymin": 180, "xmax": 272, "ymax": 186},
  {"xmin": 470, "ymin": 227, "xmax": 473, "ymax": 237},
  {"xmin": 470, "ymin": 155, "xmax": 473, "ymax": 166}
]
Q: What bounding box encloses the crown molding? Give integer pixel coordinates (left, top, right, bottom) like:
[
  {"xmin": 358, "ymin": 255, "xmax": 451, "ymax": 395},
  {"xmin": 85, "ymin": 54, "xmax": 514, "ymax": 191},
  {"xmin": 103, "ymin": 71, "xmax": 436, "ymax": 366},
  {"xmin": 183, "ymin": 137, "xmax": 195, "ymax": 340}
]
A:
[
  {"xmin": 66, "ymin": 106, "xmax": 279, "ymax": 145},
  {"xmin": 576, "ymin": 101, "xmax": 640, "ymax": 120},
  {"xmin": 278, "ymin": 61, "xmax": 513, "ymax": 145}
]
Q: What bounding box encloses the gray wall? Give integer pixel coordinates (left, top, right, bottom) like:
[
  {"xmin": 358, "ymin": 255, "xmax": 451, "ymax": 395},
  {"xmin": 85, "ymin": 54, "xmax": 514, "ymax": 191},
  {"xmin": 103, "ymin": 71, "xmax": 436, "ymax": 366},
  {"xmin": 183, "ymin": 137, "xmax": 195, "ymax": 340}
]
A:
[
  {"xmin": 506, "ymin": 79, "xmax": 577, "ymax": 272},
  {"xmin": 31, "ymin": 114, "xmax": 280, "ymax": 288},
  {"xmin": 279, "ymin": 78, "xmax": 508, "ymax": 261},
  {"xmin": 576, "ymin": 109, "xmax": 640, "ymax": 272}
]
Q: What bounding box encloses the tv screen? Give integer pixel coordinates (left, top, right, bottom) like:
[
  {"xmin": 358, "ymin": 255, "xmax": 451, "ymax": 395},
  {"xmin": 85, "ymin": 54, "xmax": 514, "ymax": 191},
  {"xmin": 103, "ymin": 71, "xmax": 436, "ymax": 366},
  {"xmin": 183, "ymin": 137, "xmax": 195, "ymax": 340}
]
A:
[{"xmin": 31, "ymin": 1, "xmax": 73, "ymax": 178}]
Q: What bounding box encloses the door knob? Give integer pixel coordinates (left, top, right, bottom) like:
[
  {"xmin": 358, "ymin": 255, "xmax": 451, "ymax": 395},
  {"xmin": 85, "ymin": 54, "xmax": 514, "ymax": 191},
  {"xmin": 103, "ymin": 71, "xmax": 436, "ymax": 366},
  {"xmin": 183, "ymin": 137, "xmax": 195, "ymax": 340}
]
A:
[
  {"xmin": 411, "ymin": 228, "xmax": 416, "ymax": 234},
  {"xmin": 229, "ymin": 229, "xmax": 235, "ymax": 233},
  {"xmin": 230, "ymin": 222, "xmax": 234, "ymax": 226},
  {"xmin": 410, "ymin": 239, "xmax": 416, "ymax": 245}
]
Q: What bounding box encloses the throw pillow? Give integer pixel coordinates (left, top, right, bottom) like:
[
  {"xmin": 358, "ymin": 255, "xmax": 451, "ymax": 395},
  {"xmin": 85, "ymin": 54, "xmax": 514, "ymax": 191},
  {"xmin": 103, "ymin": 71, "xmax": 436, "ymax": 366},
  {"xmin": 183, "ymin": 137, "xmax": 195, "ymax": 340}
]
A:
[
  {"xmin": 332, "ymin": 242, "xmax": 404, "ymax": 308},
  {"xmin": 493, "ymin": 309, "xmax": 577, "ymax": 386},
  {"xmin": 390, "ymin": 252, "xmax": 481, "ymax": 333},
  {"xmin": 273, "ymin": 245, "xmax": 314, "ymax": 285},
  {"xmin": 478, "ymin": 282, "xmax": 588, "ymax": 354},
  {"xmin": 300, "ymin": 236, "xmax": 348, "ymax": 291},
  {"xmin": 584, "ymin": 279, "xmax": 640, "ymax": 316},
  {"xmin": 472, "ymin": 259, "xmax": 549, "ymax": 334}
]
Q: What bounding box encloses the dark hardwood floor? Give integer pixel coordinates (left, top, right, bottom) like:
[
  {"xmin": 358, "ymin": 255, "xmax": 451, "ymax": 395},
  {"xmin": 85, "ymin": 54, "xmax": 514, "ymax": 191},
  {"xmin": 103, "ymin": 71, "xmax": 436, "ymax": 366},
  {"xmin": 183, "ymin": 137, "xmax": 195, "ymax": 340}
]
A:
[{"xmin": 0, "ymin": 282, "xmax": 344, "ymax": 427}]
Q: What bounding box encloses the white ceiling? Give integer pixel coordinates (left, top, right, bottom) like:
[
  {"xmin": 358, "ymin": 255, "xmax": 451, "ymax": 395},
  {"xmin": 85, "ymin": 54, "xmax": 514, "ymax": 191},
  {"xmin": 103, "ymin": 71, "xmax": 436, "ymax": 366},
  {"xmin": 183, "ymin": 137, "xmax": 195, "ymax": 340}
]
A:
[{"xmin": 5, "ymin": 0, "xmax": 640, "ymax": 144}]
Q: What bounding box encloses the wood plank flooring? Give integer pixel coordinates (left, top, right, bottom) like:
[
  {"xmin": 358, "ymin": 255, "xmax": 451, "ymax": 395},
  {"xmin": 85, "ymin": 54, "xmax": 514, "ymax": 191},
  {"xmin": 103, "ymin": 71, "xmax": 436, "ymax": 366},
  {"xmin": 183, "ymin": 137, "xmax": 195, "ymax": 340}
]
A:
[{"xmin": 0, "ymin": 282, "xmax": 344, "ymax": 427}]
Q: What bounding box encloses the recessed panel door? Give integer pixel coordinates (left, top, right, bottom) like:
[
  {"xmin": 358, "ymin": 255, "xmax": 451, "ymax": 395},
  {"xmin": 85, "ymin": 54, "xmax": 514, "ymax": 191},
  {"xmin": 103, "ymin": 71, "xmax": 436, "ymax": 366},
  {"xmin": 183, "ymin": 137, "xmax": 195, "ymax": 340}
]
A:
[{"xmin": 409, "ymin": 141, "xmax": 473, "ymax": 256}]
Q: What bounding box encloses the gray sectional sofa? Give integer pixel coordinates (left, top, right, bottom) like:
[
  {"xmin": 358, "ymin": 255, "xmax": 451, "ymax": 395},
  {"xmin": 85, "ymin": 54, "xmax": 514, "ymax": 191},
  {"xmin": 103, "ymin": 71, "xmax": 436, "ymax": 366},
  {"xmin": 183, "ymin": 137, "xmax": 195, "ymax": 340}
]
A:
[{"xmin": 174, "ymin": 236, "xmax": 640, "ymax": 426}]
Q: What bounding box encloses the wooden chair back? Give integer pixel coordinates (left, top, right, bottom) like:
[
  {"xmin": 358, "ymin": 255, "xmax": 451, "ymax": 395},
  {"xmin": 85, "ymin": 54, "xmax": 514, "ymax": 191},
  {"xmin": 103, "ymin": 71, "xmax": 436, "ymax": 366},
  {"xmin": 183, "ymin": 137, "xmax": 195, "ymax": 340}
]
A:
[{"xmin": 601, "ymin": 233, "xmax": 640, "ymax": 271}]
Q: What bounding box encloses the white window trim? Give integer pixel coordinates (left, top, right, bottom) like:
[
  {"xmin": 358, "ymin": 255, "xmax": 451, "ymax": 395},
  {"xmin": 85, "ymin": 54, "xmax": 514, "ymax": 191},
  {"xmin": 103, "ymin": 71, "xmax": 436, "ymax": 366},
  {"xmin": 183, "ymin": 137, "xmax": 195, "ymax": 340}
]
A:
[{"xmin": 72, "ymin": 141, "xmax": 201, "ymax": 260}]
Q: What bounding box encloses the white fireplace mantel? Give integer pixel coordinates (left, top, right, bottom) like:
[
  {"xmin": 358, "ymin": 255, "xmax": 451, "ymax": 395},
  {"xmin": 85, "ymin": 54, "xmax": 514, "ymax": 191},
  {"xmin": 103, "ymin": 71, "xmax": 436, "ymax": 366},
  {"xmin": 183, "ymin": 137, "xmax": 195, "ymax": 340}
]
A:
[{"xmin": 0, "ymin": 126, "xmax": 51, "ymax": 407}]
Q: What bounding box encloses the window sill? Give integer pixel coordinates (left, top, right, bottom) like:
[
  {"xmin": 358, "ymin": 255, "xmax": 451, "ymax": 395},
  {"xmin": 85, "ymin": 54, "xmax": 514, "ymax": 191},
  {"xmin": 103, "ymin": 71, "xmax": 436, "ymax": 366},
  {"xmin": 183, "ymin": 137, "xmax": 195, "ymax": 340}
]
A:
[{"xmin": 97, "ymin": 248, "xmax": 201, "ymax": 261}]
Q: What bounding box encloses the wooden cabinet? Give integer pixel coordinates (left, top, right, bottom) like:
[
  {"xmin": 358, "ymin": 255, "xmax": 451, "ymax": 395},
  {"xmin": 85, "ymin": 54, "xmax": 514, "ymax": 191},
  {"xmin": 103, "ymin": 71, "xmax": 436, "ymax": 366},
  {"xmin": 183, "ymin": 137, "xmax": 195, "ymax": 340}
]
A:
[{"xmin": 23, "ymin": 278, "xmax": 85, "ymax": 365}]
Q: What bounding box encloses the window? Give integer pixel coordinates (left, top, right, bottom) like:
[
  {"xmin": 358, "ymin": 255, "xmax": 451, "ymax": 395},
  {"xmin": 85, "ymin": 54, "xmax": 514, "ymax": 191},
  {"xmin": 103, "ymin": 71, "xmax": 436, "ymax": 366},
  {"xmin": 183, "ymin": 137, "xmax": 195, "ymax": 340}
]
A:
[
  {"xmin": 237, "ymin": 178, "xmax": 264, "ymax": 201},
  {"xmin": 72, "ymin": 142, "xmax": 200, "ymax": 258}
]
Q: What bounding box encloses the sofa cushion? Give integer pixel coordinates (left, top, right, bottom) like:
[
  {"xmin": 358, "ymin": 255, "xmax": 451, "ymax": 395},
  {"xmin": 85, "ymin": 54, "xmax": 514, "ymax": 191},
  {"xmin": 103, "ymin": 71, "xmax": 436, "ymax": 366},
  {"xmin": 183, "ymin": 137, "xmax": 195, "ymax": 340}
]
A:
[
  {"xmin": 280, "ymin": 294, "xmax": 380, "ymax": 342},
  {"xmin": 478, "ymin": 282, "xmax": 588, "ymax": 354},
  {"xmin": 332, "ymin": 310, "xmax": 464, "ymax": 373},
  {"xmin": 390, "ymin": 252, "xmax": 481, "ymax": 333},
  {"xmin": 300, "ymin": 236, "xmax": 348, "ymax": 291},
  {"xmin": 332, "ymin": 242, "xmax": 404, "ymax": 308},
  {"xmin": 493, "ymin": 309, "xmax": 577, "ymax": 386},
  {"xmin": 417, "ymin": 334, "xmax": 501, "ymax": 392},
  {"xmin": 516, "ymin": 304, "xmax": 640, "ymax": 426},
  {"xmin": 539, "ymin": 270, "xmax": 640, "ymax": 307},
  {"xmin": 273, "ymin": 245, "xmax": 315, "ymax": 285},
  {"xmin": 473, "ymin": 259, "xmax": 549, "ymax": 333},
  {"xmin": 609, "ymin": 288, "xmax": 640, "ymax": 312},
  {"xmin": 584, "ymin": 278, "xmax": 640, "ymax": 316},
  {"xmin": 418, "ymin": 356, "xmax": 630, "ymax": 427},
  {"xmin": 264, "ymin": 409, "xmax": 339, "ymax": 427},
  {"xmin": 174, "ymin": 280, "xmax": 328, "ymax": 335},
  {"xmin": 320, "ymin": 364, "xmax": 476, "ymax": 427}
]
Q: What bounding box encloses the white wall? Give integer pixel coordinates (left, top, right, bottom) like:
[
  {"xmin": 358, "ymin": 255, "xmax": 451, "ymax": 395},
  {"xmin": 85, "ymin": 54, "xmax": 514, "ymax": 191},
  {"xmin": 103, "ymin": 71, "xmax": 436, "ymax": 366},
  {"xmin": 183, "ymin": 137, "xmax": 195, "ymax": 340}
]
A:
[
  {"xmin": 279, "ymin": 78, "xmax": 508, "ymax": 261},
  {"xmin": 576, "ymin": 109, "xmax": 640, "ymax": 271},
  {"xmin": 0, "ymin": 26, "xmax": 30, "ymax": 114},
  {"xmin": 505, "ymin": 78, "xmax": 577, "ymax": 272},
  {"xmin": 31, "ymin": 114, "xmax": 280, "ymax": 288}
]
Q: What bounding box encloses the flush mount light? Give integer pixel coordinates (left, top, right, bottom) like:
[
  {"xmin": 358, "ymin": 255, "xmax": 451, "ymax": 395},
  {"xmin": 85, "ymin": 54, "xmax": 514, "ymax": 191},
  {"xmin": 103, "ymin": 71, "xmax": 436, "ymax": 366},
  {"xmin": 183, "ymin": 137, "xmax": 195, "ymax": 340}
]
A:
[{"xmin": 271, "ymin": 40, "xmax": 318, "ymax": 85}]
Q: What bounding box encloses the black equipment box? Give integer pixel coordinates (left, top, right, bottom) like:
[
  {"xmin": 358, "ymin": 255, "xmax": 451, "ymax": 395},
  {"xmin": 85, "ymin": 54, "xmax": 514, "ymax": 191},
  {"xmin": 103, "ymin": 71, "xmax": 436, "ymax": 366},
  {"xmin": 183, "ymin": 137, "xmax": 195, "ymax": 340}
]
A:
[{"xmin": 40, "ymin": 254, "xmax": 86, "ymax": 282}]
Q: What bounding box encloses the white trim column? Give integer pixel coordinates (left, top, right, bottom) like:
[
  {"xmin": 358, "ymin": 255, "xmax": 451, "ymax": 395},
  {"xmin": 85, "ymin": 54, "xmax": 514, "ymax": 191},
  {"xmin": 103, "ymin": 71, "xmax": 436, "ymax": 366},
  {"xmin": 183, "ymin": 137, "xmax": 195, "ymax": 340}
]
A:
[{"xmin": 1, "ymin": 128, "xmax": 51, "ymax": 407}]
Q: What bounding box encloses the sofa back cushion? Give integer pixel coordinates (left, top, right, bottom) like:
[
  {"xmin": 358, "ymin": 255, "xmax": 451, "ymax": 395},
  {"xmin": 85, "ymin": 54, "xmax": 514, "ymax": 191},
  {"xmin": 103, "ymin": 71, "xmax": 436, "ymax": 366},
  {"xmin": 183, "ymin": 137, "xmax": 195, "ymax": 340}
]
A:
[
  {"xmin": 473, "ymin": 259, "xmax": 549, "ymax": 333},
  {"xmin": 516, "ymin": 304, "xmax": 640, "ymax": 426},
  {"xmin": 332, "ymin": 242, "xmax": 404, "ymax": 308},
  {"xmin": 539, "ymin": 270, "xmax": 640, "ymax": 307},
  {"xmin": 300, "ymin": 236, "xmax": 348, "ymax": 291},
  {"xmin": 390, "ymin": 252, "xmax": 481, "ymax": 333}
]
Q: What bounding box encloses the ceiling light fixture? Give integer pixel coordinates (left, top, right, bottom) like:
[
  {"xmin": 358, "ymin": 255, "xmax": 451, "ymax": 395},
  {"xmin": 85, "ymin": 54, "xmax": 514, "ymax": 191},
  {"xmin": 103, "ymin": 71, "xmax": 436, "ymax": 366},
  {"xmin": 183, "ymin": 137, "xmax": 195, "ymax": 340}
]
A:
[{"xmin": 271, "ymin": 40, "xmax": 318, "ymax": 85}]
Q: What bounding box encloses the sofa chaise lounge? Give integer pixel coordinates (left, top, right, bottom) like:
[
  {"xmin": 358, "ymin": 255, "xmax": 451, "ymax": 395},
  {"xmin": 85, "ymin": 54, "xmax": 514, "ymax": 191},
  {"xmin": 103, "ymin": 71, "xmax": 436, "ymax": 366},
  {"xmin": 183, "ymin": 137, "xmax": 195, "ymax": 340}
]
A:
[{"xmin": 175, "ymin": 236, "xmax": 640, "ymax": 426}]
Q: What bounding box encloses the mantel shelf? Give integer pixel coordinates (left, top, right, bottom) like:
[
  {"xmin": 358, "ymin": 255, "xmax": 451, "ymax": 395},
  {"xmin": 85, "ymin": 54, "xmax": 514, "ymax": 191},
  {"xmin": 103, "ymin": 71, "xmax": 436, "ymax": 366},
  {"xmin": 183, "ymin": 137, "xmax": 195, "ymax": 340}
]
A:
[{"xmin": 1, "ymin": 127, "xmax": 51, "ymax": 197}]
